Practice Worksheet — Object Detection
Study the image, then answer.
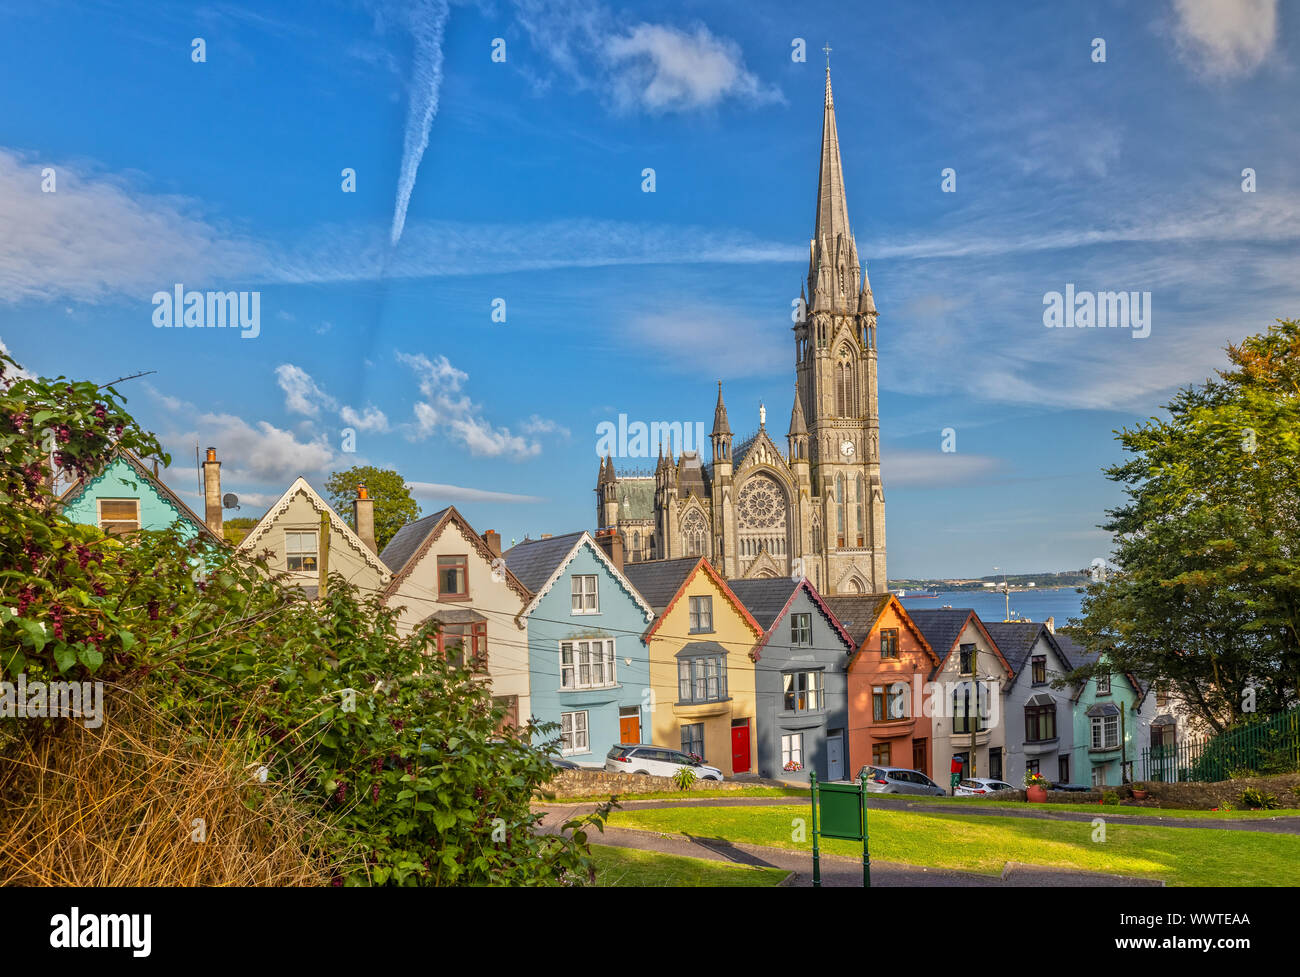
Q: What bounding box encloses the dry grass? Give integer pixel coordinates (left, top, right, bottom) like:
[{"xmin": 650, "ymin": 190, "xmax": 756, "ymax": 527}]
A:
[{"xmin": 0, "ymin": 688, "xmax": 333, "ymax": 886}]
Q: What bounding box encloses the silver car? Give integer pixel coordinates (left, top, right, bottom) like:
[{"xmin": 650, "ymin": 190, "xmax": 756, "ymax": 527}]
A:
[
  {"xmin": 605, "ymin": 744, "xmax": 724, "ymax": 781},
  {"xmin": 858, "ymin": 765, "xmax": 947, "ymax": 796}
]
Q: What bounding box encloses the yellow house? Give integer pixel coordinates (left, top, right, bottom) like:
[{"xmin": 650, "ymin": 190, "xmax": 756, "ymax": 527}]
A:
[{"xmin": 623, "ymin": 557, "xmax": 763, "ymax": 777}]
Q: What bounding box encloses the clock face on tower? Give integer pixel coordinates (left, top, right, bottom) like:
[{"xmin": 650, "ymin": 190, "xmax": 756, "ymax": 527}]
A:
[{"xmin": 840, "ymin": 439, "xmax": 855, "ymax": 458}]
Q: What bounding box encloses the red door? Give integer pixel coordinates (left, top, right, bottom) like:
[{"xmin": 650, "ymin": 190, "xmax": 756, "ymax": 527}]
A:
[
  {"xmin": 619, "ymin": 713, "xmax": 640, "ymax": 745},
  {"xmin": 731, "ymin": 720, "xmax": 751, "ymax": 774}
]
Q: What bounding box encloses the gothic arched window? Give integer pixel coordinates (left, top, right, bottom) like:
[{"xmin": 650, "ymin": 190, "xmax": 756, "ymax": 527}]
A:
[
  {"xmin": 855, "ymin": 474, "xmax": 864, "ymax": 547},
  {"xmin": 682, "ymin": 509, "xmax": 708, "ymax": 557},
  {"xmin": 835, "ymin": 350, "xmax": 855, "ymax": 417},
  {"xmin": 835, "ymin": 474, "xmax": 845, "ymax": 548}
]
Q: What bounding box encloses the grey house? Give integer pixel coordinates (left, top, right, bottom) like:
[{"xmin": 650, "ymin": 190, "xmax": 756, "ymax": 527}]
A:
[
  {"xmin": 983, "ymin": 621, "xmax": 1077, "ymax": 786},
  {"xmin": 729, "ymin": 578, "xmax": 856, "ymax": 783}
]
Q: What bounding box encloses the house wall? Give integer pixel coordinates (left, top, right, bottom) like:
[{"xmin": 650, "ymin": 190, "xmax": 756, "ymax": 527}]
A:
[
  {"xmin": 754, "ymin": 587, "xmax": 850, "ymax": 782},
  {"xmin": 1002, "ymin": 632, "xmax": 1076, "ymax": 785},
  {"xmin": 647, "ymin": 570, "xmax": 760, "ymax": 777},
  {"xmin": 385, "ymin": 518, "xmax": 530, "ymax": 720},
  {"xmin": 252, "ymin": 489, "xmax": 387, "ymax": 595},
  {"xmin": 62, "ymin": 457, "xmax": 204, "ymax": 539},
  {"xmin": 525, "ymin": 541, "xmax": 652, "ymax": 766},
  {"xmin": 846, "ymin": 601, "xmax": 934, "ymax": 779},
  {"xmin": 1071, "ymin": 667, "xmax": 1143, "ymax": 788},
  {"xmin": 928, "ymin": 621, "xmax": 1011, "ymax": 789}
]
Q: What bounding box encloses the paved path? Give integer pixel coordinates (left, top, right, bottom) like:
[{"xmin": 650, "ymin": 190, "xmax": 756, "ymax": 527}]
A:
[
  {"xmin": 535, "ymin": 811, "xmax": 1163, "ymax": 887},
  {"xmin": 540, "ymin": 795, "xmax": 1300, "ymax": 834}
]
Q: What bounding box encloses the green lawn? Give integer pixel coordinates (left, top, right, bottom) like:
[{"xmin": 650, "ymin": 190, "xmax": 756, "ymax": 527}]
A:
[
  {"xmin": 871, "ymin": 796, "xmax": 1300, "ymax": 819},
  {"xmin": 549, "ymin": 786, "xmax": 807, "ymax": 804},
  {"xmin": 607, "ymin": 805, "xmax": 1300, "ymax": 887},
  {"xmin": 589, "ymin": 845, "xmax": 788, "ymax": 887}
]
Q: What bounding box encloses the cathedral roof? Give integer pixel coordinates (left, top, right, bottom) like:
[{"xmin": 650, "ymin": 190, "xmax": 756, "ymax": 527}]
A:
[{"xmin": 612, "ymin": 476, "xmax": 655, "ymax": 521}]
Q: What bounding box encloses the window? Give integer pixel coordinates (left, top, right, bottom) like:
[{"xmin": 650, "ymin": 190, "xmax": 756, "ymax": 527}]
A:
[
  {"xmin": 1031, "ymin": 655, "xmax": 1046, "ymax": 686},
  {"xmin": 887, "ymin": 683, "xmax": 908, "ymax": 720},
  {"xmin": 1151, "ymin": 723, "xmax": 1176, "ymax": 748},
  {"xmin": 781, "ymin": 733, "xmax": 804, "ymax": 771},
  {"xmin": 571, "ymin": 574, "xmax": 598, "ymax": 614},
  {"xmin": 688, "ymin": 595, "xmax": 713, "ymax": 633},
  {"xmin": 678, "ymin": 655, "xmax": 727, "ymax": 704},
  {"xmin": 284, "ymin": 530, "xmax": 318, "ymax": 571},
  {"xmin": 872, "ymin": 686, "xmax": 886, "ymax": 722},
  {"xmin": 790, "ymin": 613, "xmax": 812, "ymax": 646},
  {"xmin": 958, "ymin": 643, "xmax": 975, "ymax": 675},
  {"xmin": 1025, "ymin": 703, "xmax": 1057, "ymax": 742},
  {"xmin": 1026, "ymin": 759, "xmax": 1040, "ymax": 776},
  {"xmin": 97, "ymin": 499, "xmax": 140, "ymax": 535},
  {"xmin": 559, "ymin": 640, "xmax": 617, "ymax": 689},
  {"xmin": 880, "ymin": 628, "xmax": 898, "ymax": 659},
  {"xmin": 1058, "ymin": 756, "xmax": 1070, "ymax": 783},
  {"xmin": 441, "ymin": 622, "xmax": 488, "ymax": 670},
  {"xmin": 1096, "ymin": 673, "xmax": 1111, "ymax": 695},
  {"xmin": 493, "ymin": 695, "xmax": 519, "ymax": 731},
  {"xmin": 560, "ymin": 711, "xmax": 588, "ymax": 755},
  {"xmin": 871, "ymin": 742, "xmax": 891, "ymax": 766},
  {"xmin": 1091, "ymin": 713, "xmax": 1120, "ymax": 750},
  {"xmin": 1091, "ymin": 765, "xmax": 1106, "ymax": 788},
  {"xmin": 680, "ymin": 723, "xmax": 704, "ymax": 759},
  {"xmin": 952, "ymin": 682, "xmax": 986, "ymax": 734},
  {"xmin": 437, "ymin": 555, "xmax": 468, "ymax": 598},
  {"xmin": 782, "ymin": 671, "xmax": 821, "ymax": 713}
]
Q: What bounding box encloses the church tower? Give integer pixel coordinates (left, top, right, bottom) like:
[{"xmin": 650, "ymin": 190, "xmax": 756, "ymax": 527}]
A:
[{"xmin": 794, "ymin": 63, "xmax": 885, "ymax": 593}]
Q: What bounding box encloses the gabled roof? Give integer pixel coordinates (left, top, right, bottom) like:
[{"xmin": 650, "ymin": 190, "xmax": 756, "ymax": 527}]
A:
[
  {"xmin": 58, "ymin": 445, "xmax": 222, "ymax": 544},
  {"xmin": 627, "ymin": 557, "xmax": 762, "ymax": 645},
  {"xmin": 730, "ymin": 577, "xmax": 856, "ymax": 662},
  {"xmin": 236, "ymin": 476, "xmax": 390, "ymax": 579},
  {"xmin": 504, "ymin": 530, "xmax": 655, "ymax": 626},
  {"xmin": 378, "ymin": 504, "xmax": 531, "ymax": 603},
  {"xmin": 824, "ymin": 594, "xmax": 939, "ymax": 670},
  {"xmin": 621, "ymin": 557, "xmax": 703, "ymax": 612},
  {"xmin": 907, "ymin": 607, "xmax": 1013, "ymax": 680},
  {"xmin": 1055, "ymin": 632, "xmax": 1148, "ymax": 704}
]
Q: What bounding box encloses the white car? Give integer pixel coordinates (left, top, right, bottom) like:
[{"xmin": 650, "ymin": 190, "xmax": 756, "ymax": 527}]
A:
[
  {"xmin": 954, "ymin": 777, "xmax": 1017, "ymax": 796},
  {"xmin": 605, "ymin": 744, "xmax": 723, "ymax": 781}
]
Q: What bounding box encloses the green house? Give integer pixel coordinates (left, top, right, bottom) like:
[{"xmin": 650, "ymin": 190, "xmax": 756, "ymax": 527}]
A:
[{"xmin": 1056, "ymin": 633, "xmax": 1147, "ymax": 787}]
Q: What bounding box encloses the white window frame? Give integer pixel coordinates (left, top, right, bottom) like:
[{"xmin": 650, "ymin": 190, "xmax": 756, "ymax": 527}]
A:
[
  {"xmin": 781, "ymin": 732, "xmax": 804, "ymax": 769},
  {"xmin": 571, "ymin": 574, "xmax": 599, "ymax": 614},
  {"xmin": 560, "ymin": 711, "xmax": 589, "ymax": 755},
  {"xmin": 559, "ymin": 639, "xmax": 617, "ymax": 690},
  {"xmin": 688, "ymin": 595, "xmax": 713, "ymax": 633},
  {"xmin": 96, "ymin": 497, "xmax": 140, "ymax": 534},
  {"xmin": 284, "ymin": 530, "xmax": 319, "ymax": 571},
  {"xmin": 1091, "ymin": 713, "xmax": 1120, "ymax": 750}
]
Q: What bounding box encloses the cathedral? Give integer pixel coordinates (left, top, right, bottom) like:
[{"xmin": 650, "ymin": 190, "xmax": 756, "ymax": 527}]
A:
[{"xmin": 595, "ymin": 67, "xmax": 886, "ymax": 596}]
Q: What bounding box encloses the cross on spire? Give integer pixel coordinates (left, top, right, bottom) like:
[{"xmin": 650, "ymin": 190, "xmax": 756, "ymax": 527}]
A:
[{"xmin": 823, "ymin": 43, "xmax": 831, "ymax": 69}]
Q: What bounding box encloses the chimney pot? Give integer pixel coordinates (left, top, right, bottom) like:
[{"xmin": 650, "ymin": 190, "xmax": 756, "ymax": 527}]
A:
[
  {"xmin": 202, "ymin": 448, "xmax": 222, "ymax": 539},
  {"xmin": 481, "ymin": 529, "xmax": 501, "ymax": 558},
  {"xmin": 353, "ymin": 484, "xmax": 376, "ymax": 555}
]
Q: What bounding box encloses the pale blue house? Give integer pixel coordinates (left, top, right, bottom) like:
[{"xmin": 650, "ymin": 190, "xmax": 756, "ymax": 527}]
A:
[
  {"xmin": 1056, "ymin": 633, "xmax": 1148, "ymax": 787},
  {"xmin": 59, "ymin": 446, "xmax": 220, "ymax": 544},
  {"xmin": 504, "ymin": 531, "xmax": 655, "ymax": 766}
]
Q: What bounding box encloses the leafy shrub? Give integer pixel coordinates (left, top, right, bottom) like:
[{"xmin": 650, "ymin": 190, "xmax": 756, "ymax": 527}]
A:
[
  {"xmin": 1102, "ymin": 791, "xmax": 1120, "ymax": 806},
  {"xmin": 1239, "ymin": 787, "xmax": 1280, "ymax": 810},
  {"xmin": 672, "ymin": 766, "xmax": 697, "ymax": 791}
]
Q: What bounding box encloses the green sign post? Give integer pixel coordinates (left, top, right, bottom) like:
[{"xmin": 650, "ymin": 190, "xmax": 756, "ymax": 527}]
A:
[{"xmin": 808, "ymin": 770, "xmax": 870, "ymax": 888}]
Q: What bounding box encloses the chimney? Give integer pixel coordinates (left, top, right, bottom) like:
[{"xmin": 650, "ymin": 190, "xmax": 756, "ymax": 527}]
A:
[
  {"xmin": 481, "ymin": 529, "xmax": 501, "ymax": 558},
  {"xmin": 1045, "ymin": 616, "xmax": 1055, "ymax": 634},
  {"xmin": 595, "ymin": 528, "xmax": 624, "ymax": 573},
  {"xmin": 202, "ymin": 447, "xmax": 222, "ymax": 538},
  {"xmin": 353, "ymin": 483, "xmax": 376, "ymax": 554}
]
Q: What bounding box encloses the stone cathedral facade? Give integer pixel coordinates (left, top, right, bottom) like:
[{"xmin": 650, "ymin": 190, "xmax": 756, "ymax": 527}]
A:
[{"xmin": 595, "ymin": 69, "xmax": 886, "ymax": 596}]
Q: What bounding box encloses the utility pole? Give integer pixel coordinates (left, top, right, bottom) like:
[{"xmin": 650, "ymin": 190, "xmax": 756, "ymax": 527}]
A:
[
  {"xmin": 318, "ymin": 510, "xmax": 330, "ymax": 600},
  {"xmin": 970, "ymin": 643, "xmax": 979, "ymax": 780}
]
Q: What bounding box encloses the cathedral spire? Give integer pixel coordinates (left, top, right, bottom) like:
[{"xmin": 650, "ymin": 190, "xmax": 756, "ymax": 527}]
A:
[
  {"xmin": 711, "ymin": 381, "xmax": 732, "ymax": 437},
  {"xmin": 808, "ymin": 65, "xmax": 859, "ymax": 313},
  {"xmin": 787, "ymin": 384, "xmax": 808, "ymax": 436}
]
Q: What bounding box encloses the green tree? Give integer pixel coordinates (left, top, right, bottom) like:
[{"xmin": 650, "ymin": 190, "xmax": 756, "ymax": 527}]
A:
[
  {"xmin": 325, "ymin": 466, "xmax": 420, "ymax": 552},
  {"xmin": 1067, "ymin": 319, "xmax": 1300, "ymax": 732}
]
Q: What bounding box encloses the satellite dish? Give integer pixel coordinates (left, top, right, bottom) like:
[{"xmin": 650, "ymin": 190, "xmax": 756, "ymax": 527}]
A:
[{"xmin": 222, "ymin": 493, "xmax": 240, "ymax": 510}]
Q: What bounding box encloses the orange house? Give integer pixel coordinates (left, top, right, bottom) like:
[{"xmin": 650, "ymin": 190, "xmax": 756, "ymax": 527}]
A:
[{"xmin": 826, "ymin": 595, "xmax": 940, "ymax": 778}]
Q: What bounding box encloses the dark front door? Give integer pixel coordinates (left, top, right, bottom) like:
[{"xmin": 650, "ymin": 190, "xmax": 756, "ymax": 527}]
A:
[
  {"xmin": 912, "ymin": 738, "xmax": 928, "ymax": 777},
  {"xmin": 989, "ymin": 747, "xmax": 1003, "ymax": 781},
  {"xmin": 731, "ymin": 719, "xmax": 751, "ymax": 774}
]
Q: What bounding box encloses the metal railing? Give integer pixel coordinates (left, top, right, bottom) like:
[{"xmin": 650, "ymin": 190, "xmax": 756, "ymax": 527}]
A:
[{"xmin": 1139, "ymin": 706, "xmax": 1300, "ymax": 783}]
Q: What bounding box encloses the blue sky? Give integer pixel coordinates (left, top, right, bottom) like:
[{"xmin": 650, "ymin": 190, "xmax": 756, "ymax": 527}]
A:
[{"xmin": 1, "ymin": 0, "xmax": 1296, "ymax": 577}]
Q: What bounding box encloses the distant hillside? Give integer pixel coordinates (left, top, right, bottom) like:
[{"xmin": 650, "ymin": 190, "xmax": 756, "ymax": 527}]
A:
[{"xmin": 888, "ymin": 570, "xmax": 1091, "ymax": 591}]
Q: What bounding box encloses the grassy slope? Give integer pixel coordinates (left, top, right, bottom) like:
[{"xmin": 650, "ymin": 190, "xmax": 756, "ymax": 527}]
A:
[
  {"xmin": 607, "ymin": 805, "xmax": 1300, "ymax": 886},
  {"xmin": 590, "ymin": 846, "xmax": 788, "ymax": 887}
]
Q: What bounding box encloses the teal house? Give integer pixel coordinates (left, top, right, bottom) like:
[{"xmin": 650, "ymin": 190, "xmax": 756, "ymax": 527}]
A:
[
  {"xmin": 59, "ymin": 446, "xmax": 220, "ymax": 544},
  {"xmin": 1056, "ymin": 634, "xmax": 1147, "ymax": 787},
  {"xmin": 504, "ymin": 530, "xmax": 654, "ymax": 766}
]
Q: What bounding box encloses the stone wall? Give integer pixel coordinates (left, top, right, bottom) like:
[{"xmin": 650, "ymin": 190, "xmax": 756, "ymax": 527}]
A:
[
  {"xmin": 539, "ymin": 768, "xmax": 756, "ymax": 798},
  {"xmin": 1134, "ymin": 772, "xmax": 1300, "ymax": 810}
]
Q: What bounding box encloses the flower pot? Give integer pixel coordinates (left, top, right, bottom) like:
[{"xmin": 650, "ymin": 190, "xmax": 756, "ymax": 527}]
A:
[
  {"xmin": 1132, "ymin": 789, "xmax": 1148, "ymax": 800},
  {"xmin": 1026, "ymin": 785, "xmax": 1048, "ymax": 804}
]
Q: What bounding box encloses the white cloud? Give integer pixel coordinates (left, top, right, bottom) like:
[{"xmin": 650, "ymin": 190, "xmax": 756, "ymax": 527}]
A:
[
  {"xmin": 1168, "ymin": 0, "xmax": 1279, "ymax": 79},
  {"xmin": 407, "ymin": 480, "xmax": 546, "ymax": 504},
  {"xmin": 0, "ymin": 337, "xmax": 35, "ymax": 382},
  {"xmin": 882, "ymin": 449, "xmax": 1002, "ymax": 488},
  {"xmin": 389, "ymin": 0, "xmax": 450, "ymax": 245},
  {"xmin": 180, "ymin": 412, "xmax": 337, "ymax": 484},
  {"xmin": 340, "ymin": 403, "xmax": 390, "ymax": 433},
  {"xmin": 396, "ymin": 351, "xmax": 547, "ymax": 459},
  {"xmin": 275, "ymin": 363, "xmax": 335, "ymax": 417}
]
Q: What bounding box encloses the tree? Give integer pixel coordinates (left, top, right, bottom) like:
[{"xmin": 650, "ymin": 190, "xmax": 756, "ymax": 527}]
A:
[
  {"xmin": 325, "ymin": 466, "xmax": 420, "ymax": 552},
  {"xmin": 1067, "ymin": 319, "xmax": 1300, "ymax": 733}
]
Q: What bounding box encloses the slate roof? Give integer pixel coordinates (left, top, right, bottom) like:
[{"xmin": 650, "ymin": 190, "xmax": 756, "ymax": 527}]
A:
[
  {"xmin": 905, "ymin": 607, "xmax": 975, "ymax": 663},
  {"xmin": 675, "ymin": 639, "xmax": 729, "ymax": 658},
  {"xmin": 611, "ymin": 477, "xmax": 655, "ymax": 522},
  {"xmin": 502, "ymin": 531, "xmax": 586, "ymax": 592},
  {"xmin": 822, "ymin": 594, "xmax": 892, "ymax": 646},
  {"xmin": 1053, "ymin": 631, "xmax": 1148, "ymax": 700},
  {"xmin": 983, "ymin": 621, "xmax": 1047, "ymax": 691},
  {"xmin": 378, "ymin": 506, "xmax": 450, "ymax": 573},
  {"xmin": 621, "ymin": 557, "xmax": 703, "ymax": 612},
  {"xmin": 729, "ymin": 578, "xmax": 801, "ymax": 632},
  {"xmin": 676, "ymin": 452, "xmax": 709, "ymax": 500}
]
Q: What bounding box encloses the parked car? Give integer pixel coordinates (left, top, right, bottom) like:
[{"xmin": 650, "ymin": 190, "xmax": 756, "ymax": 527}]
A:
[
  {"xmin": 954, "ymin": 777, "xmax": 1017, "ymax": 796},
  {"xmin": 858, "ymin": 765, "xmax": 946, "ymax": 796},
  {"xmin": 548, "ymin": 755, "xmax": 581, "ymax": 770},
  {"xmin": 605, "ymin": 744, "xmax": 723, "ymax": 781}
]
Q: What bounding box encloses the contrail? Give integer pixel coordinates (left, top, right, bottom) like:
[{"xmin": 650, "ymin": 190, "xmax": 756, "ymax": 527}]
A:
[{"xmin": 391, "ymin": 0, "xmax": 450, "ymax": 247}]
